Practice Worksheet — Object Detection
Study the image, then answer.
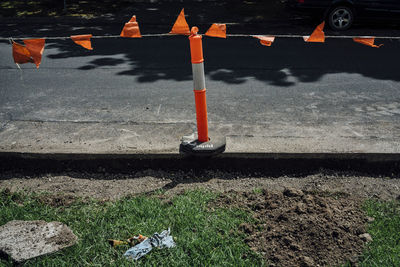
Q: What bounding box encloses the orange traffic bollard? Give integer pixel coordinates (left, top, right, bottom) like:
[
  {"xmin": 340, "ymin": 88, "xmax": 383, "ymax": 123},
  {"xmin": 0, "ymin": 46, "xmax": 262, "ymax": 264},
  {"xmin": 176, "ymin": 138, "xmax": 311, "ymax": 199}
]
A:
[
  {"xmin": 180, "ymin": 27, "xmax": 226, "ymax": 156},
  {"xmin": 189, "ymin": 27, "xmax": 208, "ymax": 142}
]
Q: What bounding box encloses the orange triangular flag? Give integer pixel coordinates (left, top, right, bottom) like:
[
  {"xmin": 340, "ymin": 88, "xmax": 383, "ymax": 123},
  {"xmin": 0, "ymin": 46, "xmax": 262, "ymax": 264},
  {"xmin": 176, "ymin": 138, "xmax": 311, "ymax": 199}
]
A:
[
  {"xmin": 169, "ymin": 8, "xmax": 190, "ymax": 35},
  {"xmin": 129, "ymin": 16, "xmax": 137, "ymax": 23},
  {"xmin": 71, "ymin": 34, "xmax": 93, "ymax": 50},
  {"xmin": 12, "ymin": 41, "xmax": 34, "ymax": 65},
  {"xmin": 23, "ymin": 38, "xmax": 45, "ymax": 68},
  {"xmin": 120, "ymin": 15, "xmax": 142, "ymax": 38},
  {"xmin": 252, "ymin": 35, "xmax": 275, "ymax": 46},
  {"xmin": 304, "ymin": 22, "xmax": 325, "ymax": 42},
  {"xmin": 205, "ymin": 23, "xmax": 226, "ymax": 38},
  {"xmin": 353, "ymin": 37, "xmax": 383, "ymax": 48}
]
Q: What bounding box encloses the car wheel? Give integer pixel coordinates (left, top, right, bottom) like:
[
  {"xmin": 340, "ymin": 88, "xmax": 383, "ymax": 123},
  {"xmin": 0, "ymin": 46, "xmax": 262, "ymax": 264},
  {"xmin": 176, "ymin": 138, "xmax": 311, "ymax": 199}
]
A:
[{"xmin": 328, "ymin": 6, "xmax": 354, "ymax": 31}]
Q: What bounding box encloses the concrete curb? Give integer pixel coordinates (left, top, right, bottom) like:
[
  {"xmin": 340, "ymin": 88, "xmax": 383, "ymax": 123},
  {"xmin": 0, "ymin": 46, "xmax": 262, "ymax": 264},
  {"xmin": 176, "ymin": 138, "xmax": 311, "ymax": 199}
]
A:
[
  {"xmin": 2, "ymin": 151, "xmax": 400, "ymax": 161},
  {"xmin": 1, "ymin": 151, "xmax": 400, "ymax": 176}
]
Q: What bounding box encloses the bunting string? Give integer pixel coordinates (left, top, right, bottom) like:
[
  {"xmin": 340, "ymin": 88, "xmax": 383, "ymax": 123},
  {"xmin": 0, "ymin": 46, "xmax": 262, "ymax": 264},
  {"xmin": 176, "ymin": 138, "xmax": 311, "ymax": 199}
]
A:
[
  {"xmin": 2, "ymin": 8, "xmax": 399, "ymax": 68},
  {"xmin": 2, "ymin": 34, "xmax": 400, "ymax": 41}
]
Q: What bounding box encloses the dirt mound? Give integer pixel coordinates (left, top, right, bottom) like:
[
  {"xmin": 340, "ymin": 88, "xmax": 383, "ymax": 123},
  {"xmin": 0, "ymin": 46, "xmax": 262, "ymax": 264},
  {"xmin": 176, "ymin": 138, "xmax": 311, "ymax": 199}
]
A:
[{"xmin": 216, "ymin": 188, "xmax": 369, "ymax": 266}]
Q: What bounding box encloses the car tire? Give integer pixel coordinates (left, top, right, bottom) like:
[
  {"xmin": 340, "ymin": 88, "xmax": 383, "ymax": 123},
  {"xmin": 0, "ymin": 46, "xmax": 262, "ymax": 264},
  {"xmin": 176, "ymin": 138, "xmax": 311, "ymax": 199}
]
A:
[{"xmin": 328, "ymin": 6, "xmax": 354, "ymax": 31}]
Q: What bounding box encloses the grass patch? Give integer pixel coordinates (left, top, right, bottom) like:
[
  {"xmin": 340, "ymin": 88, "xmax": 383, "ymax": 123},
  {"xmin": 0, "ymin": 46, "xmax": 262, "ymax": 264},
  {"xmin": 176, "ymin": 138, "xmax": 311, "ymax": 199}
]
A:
[
  {"xmin": 0, "ymin": 190, "xmax": 263, "ymax": 266},
  {"xmin": 359, "ymin": 199, "xmax": 400, "ymax": 266},
  {"xmin": 2, "ymin": 188, "xmax": 399, "ymax": 266}
]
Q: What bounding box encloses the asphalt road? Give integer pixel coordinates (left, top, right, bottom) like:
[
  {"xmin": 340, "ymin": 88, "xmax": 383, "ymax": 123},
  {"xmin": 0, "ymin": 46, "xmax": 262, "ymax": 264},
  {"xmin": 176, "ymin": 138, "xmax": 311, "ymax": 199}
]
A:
[
  {"xmin": 1, "ymin": 36, "xmax": 400, "ymax": 123},
  {"xmin": 1, "ymin": 36, "xmax": 400, "ymax": 153}
]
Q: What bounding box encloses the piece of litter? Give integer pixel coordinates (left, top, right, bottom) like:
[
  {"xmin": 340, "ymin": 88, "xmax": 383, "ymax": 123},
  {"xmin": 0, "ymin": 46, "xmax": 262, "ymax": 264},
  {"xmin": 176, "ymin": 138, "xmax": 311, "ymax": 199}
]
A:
[
  {"xmin": 109, "ymin": 234, "xmax": 148, "ymax": 248},
  {"xmin": 127, "ymin": 234, "xmax": 147, "ymax": 244},
  {"xmin": 108, "ymin": 239, "xmax": 128, "ymax": 247},
  {"xmin": 124, "ymin": 228, "xmax": 175, "ymax": 260}
]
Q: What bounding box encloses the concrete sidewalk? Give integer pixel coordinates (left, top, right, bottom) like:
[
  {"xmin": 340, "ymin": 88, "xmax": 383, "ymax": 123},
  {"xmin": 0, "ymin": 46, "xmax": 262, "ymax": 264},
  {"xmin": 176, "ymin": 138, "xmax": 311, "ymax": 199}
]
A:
[{"xmin": 1, "ymin": 120, "xmax": 399, "ymax": 157}]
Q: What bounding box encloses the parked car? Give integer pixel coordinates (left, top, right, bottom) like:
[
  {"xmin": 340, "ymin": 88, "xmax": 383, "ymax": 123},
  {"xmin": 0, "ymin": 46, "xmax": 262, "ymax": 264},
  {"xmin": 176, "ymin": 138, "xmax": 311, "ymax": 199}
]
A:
[{"xmin": 288, "ymin": 0, "xmax": 400, "ymax": 30}]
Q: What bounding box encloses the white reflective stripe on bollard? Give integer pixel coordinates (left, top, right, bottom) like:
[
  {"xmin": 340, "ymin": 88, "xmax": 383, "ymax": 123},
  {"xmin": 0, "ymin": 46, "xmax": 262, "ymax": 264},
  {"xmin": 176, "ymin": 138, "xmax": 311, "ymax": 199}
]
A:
[{"xmin": 192, "ymin": 63, "xmax": 206, "ymax": 91}]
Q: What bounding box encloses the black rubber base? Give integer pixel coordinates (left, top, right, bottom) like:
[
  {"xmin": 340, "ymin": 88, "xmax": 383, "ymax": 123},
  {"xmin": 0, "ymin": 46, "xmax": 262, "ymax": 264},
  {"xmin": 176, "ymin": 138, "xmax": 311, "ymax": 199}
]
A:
[{"xmin": 179, "ymin": 134, "xmax": 226, "ymax": 156}]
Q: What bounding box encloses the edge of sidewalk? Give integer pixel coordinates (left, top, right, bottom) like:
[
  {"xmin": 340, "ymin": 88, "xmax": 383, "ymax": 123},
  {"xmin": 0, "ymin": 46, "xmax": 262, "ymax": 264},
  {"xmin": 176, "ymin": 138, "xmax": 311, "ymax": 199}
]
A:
[
  {"xmin": 2, "ymin": 151, "xmax": 400, "ymax": 176},
  {"xmin": 1, "ymin": 120, "xmax": 400, "ymax": 162},
  {"xmin": 1, "ymin": 120, "xmax": 399, "ymax": 174},
  {"xmin": 2, "ymin": 151, "xmax": 400, "ymax": 161}
]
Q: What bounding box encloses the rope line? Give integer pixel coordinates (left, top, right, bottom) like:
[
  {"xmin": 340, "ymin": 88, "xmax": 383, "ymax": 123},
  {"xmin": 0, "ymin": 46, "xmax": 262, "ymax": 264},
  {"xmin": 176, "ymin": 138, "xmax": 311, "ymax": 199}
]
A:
[{"xmin": 1, "ymin": 33, "xmax": 400, "ymax": 41}]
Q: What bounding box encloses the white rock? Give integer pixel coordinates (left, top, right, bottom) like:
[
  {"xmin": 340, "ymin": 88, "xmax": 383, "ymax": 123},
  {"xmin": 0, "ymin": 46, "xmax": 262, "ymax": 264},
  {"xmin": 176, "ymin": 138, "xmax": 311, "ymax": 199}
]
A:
[
  {"xmin": 359, "ymin": 233, "xmax": 373, "ymax": 242},
  {"xmin": 0, "ymin": 220, "xmax": 77, "ymax": 262}
]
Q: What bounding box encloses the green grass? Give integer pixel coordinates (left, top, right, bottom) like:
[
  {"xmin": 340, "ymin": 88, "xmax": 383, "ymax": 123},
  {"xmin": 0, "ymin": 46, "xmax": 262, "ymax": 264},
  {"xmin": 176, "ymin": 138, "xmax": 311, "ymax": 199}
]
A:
[
  {"xmin": 2, "ymin": 189, "xmax": 400, "ymax": 267},
  {"xmin": 0, "ymin": 190, "xmax": 263, "ymax": 266},
  {"xmin": 358, "ymin": 199, "xmax": 400, "ymax": 266}
]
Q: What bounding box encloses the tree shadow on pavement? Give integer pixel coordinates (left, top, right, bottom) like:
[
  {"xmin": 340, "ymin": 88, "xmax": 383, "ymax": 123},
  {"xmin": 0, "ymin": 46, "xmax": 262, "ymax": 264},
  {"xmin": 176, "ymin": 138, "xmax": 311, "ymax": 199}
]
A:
[{"xmin": 44, "ymin": 35, "xmax": 400, "ymax": 87}]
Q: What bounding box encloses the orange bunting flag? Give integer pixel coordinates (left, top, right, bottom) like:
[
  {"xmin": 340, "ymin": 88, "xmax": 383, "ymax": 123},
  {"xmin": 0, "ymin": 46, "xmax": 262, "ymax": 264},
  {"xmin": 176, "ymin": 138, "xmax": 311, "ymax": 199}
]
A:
[
  {"xmin": 353, "ymin": 37, "xmax": 383, "ymax": 48},
  {"xmin": 129, "ymin": 16, "xmax": 137, "ymax": 23},
  {"xmin": 120, "ymin": 15, "xmax": 142, "ymax": 38},
  {"xmin": 169, "ymin": 8, "xmax": 190, "ymax": 35},
  {"xmin": 71, "ymin": 34, "xmax": 93, "ymax": 50},
  {"xmin": 23, "ymin": 38, "xmax": 45, "ymax": 68},
  {"xmin": 205, "ymin": 23, "xmax": 226, "ymax": 38},
  {"xmin": 252, "ymin": 35, "xmax": 275, "ymax": 46},
  {"xmin": 12, "ymin": 41, "xmax": 34, "ymax": 65},
  {"xmin": 304, "ymin": 22, "xmax": 325, "ymax": 43}
]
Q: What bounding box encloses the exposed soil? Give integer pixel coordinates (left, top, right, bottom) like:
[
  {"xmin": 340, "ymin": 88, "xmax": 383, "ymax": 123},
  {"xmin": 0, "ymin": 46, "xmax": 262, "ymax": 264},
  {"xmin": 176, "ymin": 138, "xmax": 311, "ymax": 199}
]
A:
[
  {"xmin": 213, "ymin": 189, "xmax": 369, "ymax": 267},
  {"xmin": 1, "ymin": 170, "xmax": 399, "ymax": 201},
  {"xmin": 36, "ymin": 194, "xmax": 79, "ymax": 207}
]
